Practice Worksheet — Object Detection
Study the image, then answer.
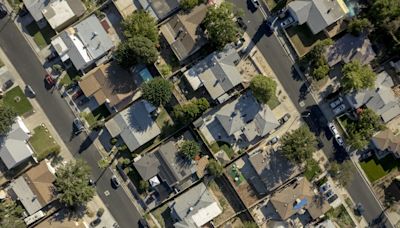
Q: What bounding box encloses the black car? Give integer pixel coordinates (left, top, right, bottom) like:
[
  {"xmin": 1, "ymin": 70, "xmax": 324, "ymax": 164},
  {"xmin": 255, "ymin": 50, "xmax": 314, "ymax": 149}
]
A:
[
  {"xmin": 90, "ymin": 218, "xmax": 101, "ymax": 227},
  {"xmin": 0, "ymin": 4, "xmax": 7, "ymax": 19},
  {"xmin": 265, "ymin": 21, "xmax": 273, "ymax": 36},
  {"xmin": 73, "ymin": 118, "xmax": 84, "ymax": 135},
  {"xmin": 236, "ymin": 17, "xmax": 247, "ymax": 30}
]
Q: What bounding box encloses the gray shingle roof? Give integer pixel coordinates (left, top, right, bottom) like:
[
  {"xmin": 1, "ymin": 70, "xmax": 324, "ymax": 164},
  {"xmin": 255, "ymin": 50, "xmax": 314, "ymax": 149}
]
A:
[
  {"xmin": 10, "ymin": 176, "xmax": 43, "ymax": 215},
  {"xmin": 23, "ymin": 0, "xmax": 48, "ymax": 22}
]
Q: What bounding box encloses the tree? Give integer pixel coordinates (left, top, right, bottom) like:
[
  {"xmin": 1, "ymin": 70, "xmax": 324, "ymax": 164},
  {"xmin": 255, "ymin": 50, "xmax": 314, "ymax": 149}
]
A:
[
  {"xmin": 207, "ymin": 159, "xmax": 223, "ymax": 177},
  {"xmin": 54, "ymin": 159, "xmax": 95, "ymax": 208},
  {"xmin": 203, "ymin": 2, "xmax": 241, "ymax": 49},
  {"xmin": 97, "ymin": 157, "xmax": 110, "ymax": 169},
  {"xmin": 139, "ymin": 180, "xmax": 149, "ymax": 192},
  {"xmin": 329, "ymin": 160, "xmax": 354, "ymax": 186},
  {"xmin": 173, "ymin": 98, "xmax": 210, "ymax": 123},
  {"xmin": 0, "ymin": 105, "xmax": 16, "ymax": 135},
  {"xmin": 249, "ymin": 75, "xmax": 277, "ymax": 104},
  {"xmin": 180, "ymin": 0, "xmax": 200, "ymax": 10},
  {"xmin": 341, "ymin": 60, "xmax": 376, "ymax": 92},
  {"xmin": 306, "ymin": 39, "xmax": 333, "ymax": 62},
  {"xmin": 179, "ymin": 140, "xmax": 200, "ymax": 160},
  {"xmin": 347, "ymin": 108, "xmax": 385, "ymax": 150},
  {"xmin": 280, "ymin": 126, "xmax": 317, "ymax": 163},
  {"xmin": 115, "ymin": 36, "xmax": 159, "ymax": 68},
  {"xmin": 312, "ymin": 62, "xmax": 330, "ymax": 80},
  {"xmin": 348, "ymin": 18, "xmax": 372, "ymax": 36},
  {"xmin": 122, "ymin": 11, "xmax": 159, "ymax": 44},
  {"xmin": 141, "ymin": 78, "xmax": 173, "ymax": 107},
  {"xmin": 0, "ymin": 200, "xmax": 25, "ymax": 228}
]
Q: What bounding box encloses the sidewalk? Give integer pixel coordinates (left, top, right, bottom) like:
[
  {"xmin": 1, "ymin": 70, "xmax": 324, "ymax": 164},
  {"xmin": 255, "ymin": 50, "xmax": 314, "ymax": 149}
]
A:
[{"xmin": 0, "ymin": 46, "xmax": 117, "ymax": 227}]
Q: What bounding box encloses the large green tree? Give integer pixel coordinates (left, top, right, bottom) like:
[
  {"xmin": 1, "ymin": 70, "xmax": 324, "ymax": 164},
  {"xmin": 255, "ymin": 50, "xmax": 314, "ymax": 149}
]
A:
[
  {"xmin": 180, "ymin": 140, "xmax": 200, "ymax": 160},
  {"xmin": 280, "ymin": 126, "xmax": 317, "ymax": 163},
  {"xmin": 329, "ymin": 160, "xmax": 355, "ymax": 187},
  {"xmin": 54, "ymin": 159, "xmax": 95, "ymax": 208},
  {"xmin": 0, "ymin": 105, "xmax": 16, "ymax": 135},
  {"xmin": 114, "ymin": 36, "xmax": 159, "ymax": 68},
  {"xmin": 122, "ymin": 11, "xmax": 159, "ymax": 44},
  {"xmin": 180, "ymin": 0, "xmax": 200, "ymax": 10},
  {"xmin": 0, "ymin": 200, "xmax": 25, "ymax": 228},
  {"xmin": 249, "ymin": 75, "xmax": 277, "ymax": 104},
  {"xmin": 341, "ymin": 60, "xmax": 376, "ymax": 92},
  {"xmin": 348, "ymin": 18, "xmax": 372, "ymax": 36},
  {"xmin": 203, "ymin": 2, "xmax": 241, "ymax": 49},
  {"xmin": 141, "ymin": 78, "xmax": 173, "ymax": 107},
  {"xmin": 173, "ymin": 98, "xmax": 209, "ymax": 123}
]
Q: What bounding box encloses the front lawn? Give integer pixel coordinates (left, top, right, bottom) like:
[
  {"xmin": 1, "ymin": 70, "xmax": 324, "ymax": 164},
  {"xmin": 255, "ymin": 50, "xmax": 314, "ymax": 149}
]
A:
[
  {"xmin": 360, "ymin": 154, "xmax": 400, "ymax": 183},
  {"xmin": 60, "ymin": 67, "xmax": 81, "ymax": 87},
  {"xmin": 25, "ymin": 22, "xmax": 55, "ymax": 49},
  {"xmin": 83, "ymin": 104, "xmax": 111, "ymax": 127},
  {"xmin": 267, "ymin": 94, "xmax": 280, "ymax": 110},
  {"xmin": 286, "ymin": 24, "xmax": 327, "ymax": 57},
  {"xmin": 3, "ymin": 86, "xmax": 33, "ymax": 116},
  {"xmin": 326, "ymin": 204, "xmax": 355, "ymax": 228},
  {"xmin": 29, "ymin": 125, "xmax": 61, "ymax": 161}
]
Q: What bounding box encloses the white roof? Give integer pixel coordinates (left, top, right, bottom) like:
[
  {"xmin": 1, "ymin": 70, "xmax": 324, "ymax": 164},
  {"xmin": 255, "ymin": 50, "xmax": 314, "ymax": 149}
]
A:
[
  {"xmin": 191, "ymin": 201, "xmax": 222, "ymax": 227},
  {"xmin": 149, "ymin": 176, "xmax": 160, "ymax": 187},
  {"xmin": 42, "ymin": 0, "xmax": 75, "ymax": 30},
  {"xmin": 184, "ymin": 69, "xmax": 203, "ymax": 90},
  {"xmin": 51, "ymin": 36, "xmax": 69, "ymax": 61}
]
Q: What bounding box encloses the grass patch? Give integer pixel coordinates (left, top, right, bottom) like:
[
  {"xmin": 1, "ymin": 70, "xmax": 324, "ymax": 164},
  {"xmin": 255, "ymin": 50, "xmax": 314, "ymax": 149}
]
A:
[
  {"xmin": 158, "ymin": 64, "xmax": 172, "ymax": 77},
  {"xmin": 60, "ymin": 67, "xmax": 81, "ymax": 87},
  {"xmin": 229, "ymin": 165, "xmax": 245, "ymax": 186},
  {"xmin": 7, "ymin": 0, "xmax": 22, "ymax": 9},
  {"xmin": 83, "ymin": 104, "xmax": 111, "ymax": 127},
  {"xmin": 210, "ymin": 141, "xmax": 234, "ymax": 158},
  {"xmin": 156, "ymin": 106, "xmax": 175, "ymax": 138},
  {"xmin": 326, "ymin": 204, "xmax": 355, "ymax": 227},
  {"xmin": 267, "ymin": 94, "xmax": 280, "ymax": 110},
  {"xmin": 286, "ymin": 24, "xmax": 327, "ymax": 57},
  {"xmin": 29, "ymin": 125, "xmax": 60, "ymax": 161},
  {"xmin": 25, "ymin": 23, "xmax": 55, "ymax": 49},
  {"xmin": 3, "ymin": 86, "xmax": 33, "ymax": 116},
  {"xmin": 360, "ymin": 154, "xmax": 400, "ymax": 183},
  {"xmin": 304, "ymin": 159, "xmax": 322, "ymax": 181},
  {"xmin": 210, "ymin": 142, "xmax": 220, "ymax": 153}
]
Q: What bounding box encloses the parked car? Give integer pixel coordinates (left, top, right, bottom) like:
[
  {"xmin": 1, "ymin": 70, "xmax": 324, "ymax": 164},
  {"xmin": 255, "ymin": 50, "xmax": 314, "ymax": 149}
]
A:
[
  {"xmin": 279, "ymin": 113, "xmax": 291, "ymax": 124},
  {"xmin": 328, "ymin": 123, "xmax": 339, "ymax": 136},
  {"xmin": 327, "ymin": 194, "xmax": 338, "ymax": 204},
  {"xmin": 72, "ymin": 89, "xmax": 84, "ymax": 100},
  {"xmin": 88, "ymin": 179, "xmax": 95, "ymax": 186},
  {"xmin": 73, "ymin": 118, "xmax": 84, "ymax": 135},
  {"xmin": 319, "ymin": 182, "xmax": 331, "ymax": 193},
  {"xmin": 265, "ymin": 21, "xmax": 273, "ymax": 36},
  {"xmin": 90, "ymin": 218, "xmax": 101, "ymax": 227},
  {"xmin": 269, "ymin": 136, "xmax": 279, "ymax": 145},
  {"xmin": 280, "ymin": 17, "xmax": 295, "ymax": 28},
  {"xmin": 46, "ymin": 52, "xmax": 58, "ymax": 62},
  {"xmin": 250, "ymin": 0, "xmax": 260, "ymax": 8},
  {"xmin": 324, "ymin": 189, "xmax": 334, "ymax": 199},
  {"xmin": 329, "ymin": 97, "xmax": 343, "ymax": 109},
  {"xmin": 111, "ymin": 175, "xmax": 120, "ymax": 188},
  {"xmin": 0, "ymin": 3, "xmax": 7, "ymax": 18},
  {"xmin": 335, "ymin": 135, "xmax": 344, "ymax": 146},
  {"xmin": 236, "ymin": 17, "xmax": 247, "ymax": 30},
  {"xmin": 356, "ymin": 203, "xmax": 365, "ymax": 215},
  {"xmin": 77, "ymin": 97, "xmax": 90, "ymax": 106},
  {"xmin": 25, "ymin": 85, "xmax": 36, "ymax": 97},
  {"xmin": 45, "ymin": 74, "xmax": 55, "ymax": 86},
  {"xmin": 332, "ymin": 104, "xmax": 346, "ymax": 115}
]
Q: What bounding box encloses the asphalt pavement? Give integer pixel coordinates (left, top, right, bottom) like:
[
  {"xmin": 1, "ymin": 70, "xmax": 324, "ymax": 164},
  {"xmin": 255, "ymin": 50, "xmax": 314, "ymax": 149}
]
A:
[
  {"xmin": 229, "ymin": 0, "xmax": 392, "ymax": 227},
  {"xmin": 0, "ymin": 17, "xmax": 141, "ymax": 228}
]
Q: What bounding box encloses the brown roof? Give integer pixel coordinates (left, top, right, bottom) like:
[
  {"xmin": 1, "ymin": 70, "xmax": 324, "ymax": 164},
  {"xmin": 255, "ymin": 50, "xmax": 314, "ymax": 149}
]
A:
[
  {"xmin": 270, "ymin": 178, "xmax": 330, "ymax": 220},
  {"xmin": 23, "ymin": 161, "xmax": 55, "ymax": 206},
  {"xmin": 78, "ymin": 62, "xmax": 138, "ymax": 111},
  {"xmin": 372, "ymin": 129, "xmax": 400, "ymax": 156}
]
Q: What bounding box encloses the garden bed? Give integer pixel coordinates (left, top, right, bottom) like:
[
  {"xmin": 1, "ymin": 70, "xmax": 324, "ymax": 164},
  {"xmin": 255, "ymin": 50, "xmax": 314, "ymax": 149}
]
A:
[
  {"xmin": 3, "ymin": 86, "xmax": 33, "ymax": 116},
  {"xmin": 29, "ymin": 125, "xmax": 60, "ymax": 161}
]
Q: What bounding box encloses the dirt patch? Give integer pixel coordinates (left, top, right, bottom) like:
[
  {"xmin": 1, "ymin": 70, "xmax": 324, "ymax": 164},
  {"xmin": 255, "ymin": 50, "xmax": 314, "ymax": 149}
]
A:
[
  {"xmin": 226, "ymin": 173, "xmax": 259, "ymax": 208},
  {"xmin": 209, "ymin": 181, "xmax": 236, "ymax": 226}
]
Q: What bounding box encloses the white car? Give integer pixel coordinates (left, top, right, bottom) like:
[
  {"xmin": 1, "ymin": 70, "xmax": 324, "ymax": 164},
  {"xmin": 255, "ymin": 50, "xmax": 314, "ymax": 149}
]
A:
[
  {"xmin": 329, "ymin": 97, "xmax": 343, "ymax": 109},
  {"xmin": 280, "ymin": 17, "xmax": 295, "ymax": 28},
  {"xmin": 332, "ymin": 104, "xmax": 346, "ymax": 115},
  {"xmin": 335, "ymin": 135, "xmax": 344, "ymax": 146},
  {"xmin": 328, "ymin": 123, "xmax": 339, "ymax": 136}
]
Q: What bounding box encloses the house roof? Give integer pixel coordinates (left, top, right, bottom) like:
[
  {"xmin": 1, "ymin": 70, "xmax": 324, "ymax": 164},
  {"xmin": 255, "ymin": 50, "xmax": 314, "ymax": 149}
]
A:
[
  {"xmin": 185, "ymin": 45, "xmax": 242, "ymax": 100},
  {"xmin": 105, "ymin": 100, "xmax": 161, "ymax": 152},
  {"xmin": 23, "ymin": 0, "xmax": 47, "ymax": 22},
  {"xmin": 10, "ymin": 176, "xmax": 43, "ymax": 215},
  {"xmin": 325, "ymin": 33, "xmax": 376, "ymax": 67},
  {"xmin": 372, "ymin": 129, "xmax": 400, "ymax": 156},
  {"xmin": 0, "ymin": 117, "xmax": 33, "ymax": 169},
  {"xmin": 288, "ymin": 0, "xmax": 348, "ymax": 34},
  {"xmin": 137, "ymin": 0, "xmax": 179, "ymax": 20},
  {"xmin": 79, "ymin": 62, "xmax": 137, "ymax": 111},
  {"xmin": 55, "ymin": 15, "xmax": 114, "ymax": 70},
  {"xmin": 42, "ymin": 0, "xmax": 86, "ymax": 30},
  {"xmin": 270, "ymin": 178, "xmax": 330, "ymax": 220},
  {"xmin": 345, "ymin": 71, "xmax": 400, "ymax": 123},
  {"xmin": 134, "ymin": 153, "xmax": 160, "ymax": 180},
  {"xmin": 170, "ymin": 183, "xmax": 222, "ymax": 228},
  {"xmin": 23, "ymin": 161, "xmax": 55, "ymax": 206},
  {"xmin": 160, "ymin": 4, "xmax": 208, "ymax": 61},
  {"xmin": 215, "ymin": 92, "xmax": 279, "ymax": 140}
]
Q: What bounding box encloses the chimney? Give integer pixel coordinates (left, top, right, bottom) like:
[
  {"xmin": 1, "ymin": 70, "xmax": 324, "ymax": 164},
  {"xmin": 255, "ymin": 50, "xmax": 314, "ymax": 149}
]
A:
[{"xmin": 92, "ymin": 32, "xmax": 98, "ymax": 39}]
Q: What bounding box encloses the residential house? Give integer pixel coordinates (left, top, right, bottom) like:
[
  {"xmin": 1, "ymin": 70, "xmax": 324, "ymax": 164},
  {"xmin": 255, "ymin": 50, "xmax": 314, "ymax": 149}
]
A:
[
  {"xmin": 42, "ymin": 0, "xmax": 86, "ymax": 32},
  {"xmin": 78, "ymin": 62, "xmax": 139, "ymax": 112},
  {"xmin": 325, "ymin": 33, "xmax": 376, "ymax": 68},
  {"xmin": 371, "ymin": 129, "xmax": 400, "ymax": 159},
  {"xmin": 184, "ymin": 45, "xmax": 243, "ymax": 103},
  {"xmin": 345, "ymin": 71, "xmax": 400, "ymax": 123},
  {"xmin": 23, "ymin": 0, "xmax": 48, "ymax": 24},
  {"xmin": 105, "ymin": 100, "xmax": 161, "ymax": 152},
  {"xmin": 134, "ymin": 140, "xmax": 198, "ymax": 200},
  {"xmin": 137, "ymin": 0, "xmax": 180, "ymax": 21},
  {"xmin": 113, "ymin": 0, "xmax": 137, "ymax": 19},
  {"xmin": 199, "ymin": 92, "xmax": 279, "ymax": 146},
  {"xmin": 270, "ymin": 178, "xmax": 330, "ymax": 221},
  {"xmin": 8, "ymin": 161, "xmax": 55, "ymax": 215},
  {"xmin": 169, "ymin": 182, "xmax": 222, "ymax": 228},
  {"xmin": 0, "ymin": 117, "xmax": 33, "ymax": 169},
  {"xmin": 51, "ymin": 15, "xmax": 114, "ymax": 72},
  {"xmin": 288, "ymin": 0, "xmax": 349, "ymax": 35},
  {"xmin": 160, "ymin": 4, "xmax": 208, "ymax": 62}
]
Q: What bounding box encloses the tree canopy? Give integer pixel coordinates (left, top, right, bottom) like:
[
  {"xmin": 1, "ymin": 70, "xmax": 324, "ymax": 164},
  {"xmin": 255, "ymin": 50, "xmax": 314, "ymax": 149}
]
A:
[
  {"xmin": 249, "ymin": 75, "xmax": 277, "ymax": 104},
  {"xmin": 114, "ymin": 36, "xmax": 159, "ymax": 68},
  {"xmin": 305, "ymin": 39, "xmax": 333, "ymax": 80},
  {"xmin": 179, "ymin": 140, "xmax": 200, "ymax": 160},
  {"xmin": 203, "ymin": 2, "xmax": 241, "ymax": 49},
  {"xmin": 207, "ymin": 159, "xmax": 223, "ymax": 177},
  {"xmin": 329, "ymin": 160, "xmax": 355, "ymax": 186},
  {"xmin": 348, "ymin": 18, "xmax": 372, "ymax": 36},
  {"xmin": 141, "ymin": 78, "xmax": 173, "ymax": 107},
  {"xmin": 347, "ymin": 108, "xmax": 385, "ymax": 150},
  {"xmin": 280, "ymin": 126, "xmax": 317, "ymax": 163},
  {"xmin": 54, "ymin": 159, "xmax": 95, "ymax": 208},
  {"xmin": 173, "ymin": 98, "xmax": 209, "ymax": 123},
  {"xmin": 0, "ymin": 200, "xmax": 25, "ymax": 228},
  {"xmin": 122, "ymin": 11, "xmax": 159, "ymax": 44},
  {"xmin": 341, "ymin": 60, "xmax": 376, "ymax": 92},
  {"xmin": 180, "ymin": 0, "xmax": 200, "ymax": 10},
  {"xmin": 0, "ymin": 105, "xmax": 16, "ymax": 135}
]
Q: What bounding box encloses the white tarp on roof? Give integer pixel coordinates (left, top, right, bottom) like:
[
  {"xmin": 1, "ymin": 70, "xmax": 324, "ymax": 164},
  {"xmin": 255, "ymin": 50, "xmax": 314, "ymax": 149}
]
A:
[
  {"xmin": 184, "ymin": 69, "xmax": 202, "ymax": 90},
  {"xmin": 191, "ymin": 201, "xmax": 222, "ymax": 227}
]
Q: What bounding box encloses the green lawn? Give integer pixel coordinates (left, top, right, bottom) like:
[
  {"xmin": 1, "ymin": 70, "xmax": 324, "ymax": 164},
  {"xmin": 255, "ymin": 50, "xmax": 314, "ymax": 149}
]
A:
[
  {"xmin": 83, "ymin": 104, "xmax": 111, "ymax": 127},
  {"xmin": 3, "ymin": 86, "xmax": 33, "ymax": 116},
  {"xmin": 286, "ymin": 24, "xmax": 327, "ymax": 57},
  {"xmin": 60, "ymin": 67, "xmax": 81, "ymax": 87},
  {"xmin": 267, "ymin": 94, "xmax": 280, "ymax": 110},
  {"xmin": 326, "ymin": 204, "xmax": 355, "ymax": 228},
  {"xmin": 229, "ymin": 165, "xmax": 245, "ymax": 186},
  {"xmin": 25, "ymin": 22, "xmax": 55, "ymax": 49},
  {"xmin": 29, "ymin": 125, "xmax": 61, "ymax": 161},
  {"xmin": 360, "ymin": 155, "xmax": 400, "ymax": 183},
  {"xmin": 304, "ymin": 159, "xmax": 322, "ymax": 181}
]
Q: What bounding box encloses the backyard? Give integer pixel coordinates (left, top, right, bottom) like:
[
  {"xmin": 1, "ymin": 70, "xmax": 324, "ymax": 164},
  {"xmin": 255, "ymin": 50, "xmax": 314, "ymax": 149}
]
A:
[
  {"xmin": 209, "ymin": 180, "xmax": 236, "ymax": 226},
  {"xmin": 286, "ymin": 24, "xmax": 327, "ymax": 57},
  {"xmin": 29, "ymin": 125, "xmax": 61, "ymax": 161},
  {"xmin": 2, "ymin": 86, "xmax": 33, "ymax": 116},
  {"xmin": 326, "ymin": 204, "xmax": 355, "ymax": 228},
  {"xmin": 25, "ymin": 22, "xmax": 56, "ymax": 49},
  {"xmin": 360, "ymin": 154, "xmax": 400, "ymax": 183}
]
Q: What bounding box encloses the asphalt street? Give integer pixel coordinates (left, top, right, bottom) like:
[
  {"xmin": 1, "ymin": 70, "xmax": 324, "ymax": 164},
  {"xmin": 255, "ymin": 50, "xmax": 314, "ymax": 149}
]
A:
[
  {"xmin": 0, "ymin": 18, "xmax": 141, "ymax": 228},
  {"xmin": 230, "ymin": 0, "xmax": 392, "ymax": 227}
]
